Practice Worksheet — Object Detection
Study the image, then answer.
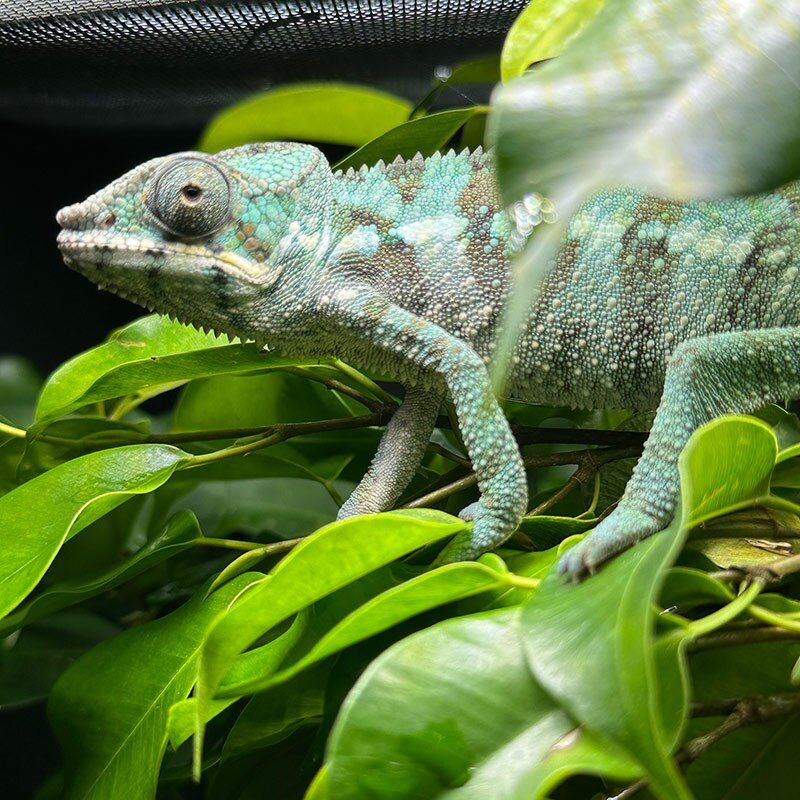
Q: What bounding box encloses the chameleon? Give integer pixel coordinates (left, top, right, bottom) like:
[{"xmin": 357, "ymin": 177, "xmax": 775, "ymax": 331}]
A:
[{"xmin": 56, "ymin": 142, "xmax": 800, "ymax": 578}]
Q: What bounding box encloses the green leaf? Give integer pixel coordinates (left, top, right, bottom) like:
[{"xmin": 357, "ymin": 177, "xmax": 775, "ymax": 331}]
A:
[
  {"xmin": 218, "ymin": 560, "xmax": 509, "ymax": 698},
  {"xmin": 49, "ymin": 573, "xmax": 263, "ymax": 800},
  {"xmin": 691, "ymin": 714, "xmax": 800, "ymax": 799},
  {"xmin": 491, "ymin": 0, "xmax": 800, "ymax": 202},
  {"xmin": 488, "ymin": 1, "xmax": 800, "ymax": 388},
  {"xmin": 221, "ymin": 667, "xmax": 326, "ymax": 762},
  {"xmin": 0, "ymin": 510, "xmax": 203, "ymax": 636},
  {"xmin": 166, "ymin": 476, "xmax": 339, "ymax": 539},
  {"xmin": 682, "ymin": 416, "xmax": 777, "ymax": 525},
  {"xmin": 501, "ymin": 0, "xmax": 607, "ymax": 81},
  {"xmin": 516, "ymin": 514, "xmax": 595, "ymax": 549},
  {"xmin": 324, "ymin": 609, "xmax": 640, "ymax": 798},
  {"xmin": 515, "ymin": 416, "xmax": 783, "ymax": 798},
  {"xmin": 173, "ymin": 371, "xmax": 357, "ymax": 431},
  {"xmin": 167, "ymin": 610, "xmax": 309, "ymax": 748},
  {"xmin": 755, "ymin": 405, "xmax": 800, "ymax": 454},
  {"xmin": 688, "ymin": 538, "xmax": 789, "ymax": 570},
  {"xmin": 412, "ymin": 56, "xmax": 500, "ymax": 116},
  {"xmin": 35, "ymin": 315, "xmax": 316, "ymax": 424},
  {"xmin": 335, "ymin": 108, "xmax": 487, "ymax": 172},
  {"xmin": 199, "ymin": 83, "xmax": 412, "ymax": 153},
  {"xmin": 522, "ymin": 524, "xmax": 689, "ymax": 799},
  {"xmin": 0, "ymin": 444, "xmax": 187, "ymax": 620},
  {"xmin": 659, "ymin": 567, "xmax": 733, "ymax": 614},
  {"xmin": 18, "ymin": 416, "xmax": 151, "ymax": 482},
  {"xmin": 196, "ymin": 510, "xmax": 467, "ymax": 765}
]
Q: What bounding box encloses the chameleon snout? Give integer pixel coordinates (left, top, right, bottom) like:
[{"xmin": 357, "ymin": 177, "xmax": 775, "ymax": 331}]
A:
[
  {"xmin": 57, "ymin": 199, "xmax": 118, "ymax": 234},
  {"xmin": 56, "ymin": 202, "xmax": 85, "ymax": 230}
]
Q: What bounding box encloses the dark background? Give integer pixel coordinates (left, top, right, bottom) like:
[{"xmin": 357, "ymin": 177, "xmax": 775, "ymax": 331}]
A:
[{"xmin": 0, "ymin": 122, "xmax": 200, "ymax": 377}]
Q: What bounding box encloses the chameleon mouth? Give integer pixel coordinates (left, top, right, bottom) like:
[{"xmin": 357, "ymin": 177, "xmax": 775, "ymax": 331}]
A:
[
  {"xmin": 57, "ymin": 230, "xmax": 269, "ymax": 285},
  {"xmin": 56, "ymin": 231, "xmax": 243, "ymax": 337}
]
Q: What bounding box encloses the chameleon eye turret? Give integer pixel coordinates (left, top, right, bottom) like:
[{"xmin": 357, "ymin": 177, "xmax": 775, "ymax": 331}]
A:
[{"xmin": 148, "ymin": 156, "xmax": 231, "ymax": 239}]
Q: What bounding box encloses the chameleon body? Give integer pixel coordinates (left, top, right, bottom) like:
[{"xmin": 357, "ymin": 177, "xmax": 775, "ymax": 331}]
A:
[{"xmin": 56, "ymin": 143, "xmax": 800, "ymax": 577}]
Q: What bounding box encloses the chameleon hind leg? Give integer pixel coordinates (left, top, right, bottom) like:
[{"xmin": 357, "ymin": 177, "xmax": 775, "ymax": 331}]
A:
[
  {"xmin": 559, "ymin": 326, "xmax": 800, "ymax": 579},
  {"xmin": 337, "ymin": 385, "xmax": 443, "ymax": 518}
]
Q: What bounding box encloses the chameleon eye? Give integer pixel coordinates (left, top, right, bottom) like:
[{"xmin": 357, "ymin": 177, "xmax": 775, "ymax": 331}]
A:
[{"xmin": 150, "ymin": 157, "xmax": 230, "ymax": 238}]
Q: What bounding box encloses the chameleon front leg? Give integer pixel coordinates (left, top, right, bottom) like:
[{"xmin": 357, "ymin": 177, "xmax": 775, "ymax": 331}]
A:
[
  {"xmin": 337, "ymin": 385, "xmax": 443, "ymax": 518},
  {"xmin": 559, "ymin": 326, "xmax": 800, "ymax": 579},
  {"xmin": 334, "ymin": 292, "xmax": 528, "ymax": 559}
]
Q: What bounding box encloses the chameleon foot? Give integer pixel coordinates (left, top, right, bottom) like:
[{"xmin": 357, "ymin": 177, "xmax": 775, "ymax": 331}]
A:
[
  {"xmin": 557, "ymin": 507, "xmax": 665, "ymax": 580},
  {"xmin": 434, "ymin": 501, "xmax": 510, "ymax": 563}
]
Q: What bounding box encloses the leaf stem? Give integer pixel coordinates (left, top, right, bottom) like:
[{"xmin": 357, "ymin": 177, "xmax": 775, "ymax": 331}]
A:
[
  {"xmin": 747, "ymin": 603, "xmax": 800, "ymax": 633},
  {"xmin": 108, "ymin": 381, "xmax": 187, "ymax": 420},
  {"xmin": 331, "ymin": 359, "xmax": 398, "ymax": 406},
  {"xmin": 683, "ymin": 580, "xmax": 764, "ymax": 640},
  {"xmin": 0, "ymin": 420, "xmax": 26, "ymax": 439},
  {"xmin": 504, "ymin": 574, "xmax": 541, "ymax": 591},
  {"xmin": 280, "ymin": 365, "xmax": 387, "ymax": 412},
  {"xmin": 195, "ymin": 537, "xmax": 269, "ymax": 552}
]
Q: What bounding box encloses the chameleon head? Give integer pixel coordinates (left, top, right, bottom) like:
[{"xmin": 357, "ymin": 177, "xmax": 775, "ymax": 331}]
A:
[{"xmin": 56, "ymin": 142, "xmax": 335, "ymax": 339}]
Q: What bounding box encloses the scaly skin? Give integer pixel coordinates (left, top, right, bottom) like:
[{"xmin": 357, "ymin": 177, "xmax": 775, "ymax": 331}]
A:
[{"xmin": 56, "ymin": 143, "xmax": 800, "ymax": 577}]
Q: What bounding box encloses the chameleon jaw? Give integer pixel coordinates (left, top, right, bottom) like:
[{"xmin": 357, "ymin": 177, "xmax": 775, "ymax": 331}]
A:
[
  {"xmin": 56, "ymin": 230, "xmax": 276, "ymax": 285},
  {"xmin": 56, "ymin": 230, "xmax": 281, "ymax": 340}
]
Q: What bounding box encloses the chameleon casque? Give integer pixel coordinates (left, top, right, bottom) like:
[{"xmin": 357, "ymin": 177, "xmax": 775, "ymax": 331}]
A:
[{"xmin": 56, "ymin": 143, "xmax": 800, "ymax": 578}]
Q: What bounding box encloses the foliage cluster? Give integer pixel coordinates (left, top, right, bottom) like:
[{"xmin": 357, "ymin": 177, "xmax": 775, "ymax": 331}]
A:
[{"xmin": 1, "ymin": 2, "xmax": 800, "ymax": 798}]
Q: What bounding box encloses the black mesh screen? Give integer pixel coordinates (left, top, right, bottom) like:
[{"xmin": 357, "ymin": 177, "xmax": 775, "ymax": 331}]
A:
[{"xmin": 1, "ymin": 1, "xmax": 525, "ymax": 125}]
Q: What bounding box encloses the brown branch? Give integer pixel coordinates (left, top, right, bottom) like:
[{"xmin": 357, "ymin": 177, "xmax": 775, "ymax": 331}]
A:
[
  {"xmin": 513, "ymin": 426, "xmax": 647, "ymax": 448},
  {"xmin": 607, "ymin": 694, "xmax": 800, "ymax": 799},
  {"xmin": 688, "ymin": 625, "xmax": 800, "ymax": 652},
  {"xmin": 401, "ymin": 445, "xmax": 640, "ymax": 511}
]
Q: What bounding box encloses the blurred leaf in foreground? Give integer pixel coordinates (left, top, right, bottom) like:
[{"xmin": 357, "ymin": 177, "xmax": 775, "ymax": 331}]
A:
[{"xmin": 487, "ymin": 0, "xmax": 800, "ymax": 386}]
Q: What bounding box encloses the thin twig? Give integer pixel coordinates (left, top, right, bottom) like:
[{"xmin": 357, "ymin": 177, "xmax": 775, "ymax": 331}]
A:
[
  {"xmin": 183, "ymin": 411, "xmax": 390, "ymax": 468},
  {"xmin": 526, "ymin": 447, "xmax": 634, "ymax": 517},
  {"xmin": 527, "ymin": 475, "xmax": 583, "ymax": 516},
  {"xmin": 688, "ymin": 625, "xmax": 800, "ymax": 652},
  {"xmin": 707, "ymin": 551, "xmax": 800, "ymax": 587},
  {"xmin": 513, "ymin": 426, "xmax": 646, "ymax": 448},
  {"xmin": 280, "ymin": 366, "xmax": 391, "ymax": 412},
  {"xmin": 401, "ymin": 446, "xmax": 641, "ymax": 510}
]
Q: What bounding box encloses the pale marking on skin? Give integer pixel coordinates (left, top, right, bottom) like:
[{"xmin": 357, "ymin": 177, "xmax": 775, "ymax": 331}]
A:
[
  {"xmin": 217, "ymin": 251, "xmax": 270, "ymax": 281},
  {"xmin": 330, "ymin": 226, "xmax": 381, "ymax": 261},
  {"xmin": 396, "ymin": 214, "xmax": 467, "ymax": 245}
]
